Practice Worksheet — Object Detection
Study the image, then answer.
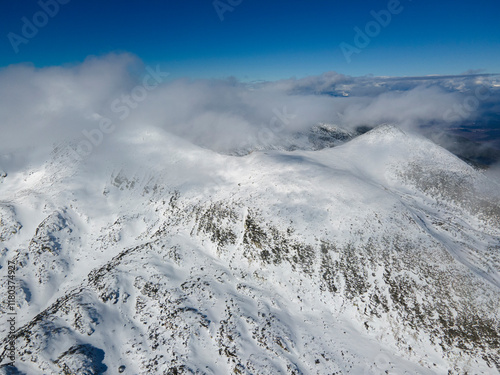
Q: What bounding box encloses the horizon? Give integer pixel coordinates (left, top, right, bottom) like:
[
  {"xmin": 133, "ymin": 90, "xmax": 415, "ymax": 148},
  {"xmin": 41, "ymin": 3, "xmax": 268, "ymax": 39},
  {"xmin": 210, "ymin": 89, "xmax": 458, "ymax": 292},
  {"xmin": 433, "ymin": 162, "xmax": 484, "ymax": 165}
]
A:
[{"xmin": 2, "ymin": 0, "xmax": 500, "ymax": 80}]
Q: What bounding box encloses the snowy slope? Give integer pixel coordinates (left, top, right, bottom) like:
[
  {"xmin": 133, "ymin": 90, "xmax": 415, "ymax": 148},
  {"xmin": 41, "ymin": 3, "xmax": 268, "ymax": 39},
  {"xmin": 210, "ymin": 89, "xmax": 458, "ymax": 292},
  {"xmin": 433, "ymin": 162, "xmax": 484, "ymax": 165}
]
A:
[{"xmin": 0, "ymin": 125, "xmax": 499, "ymax": 374}]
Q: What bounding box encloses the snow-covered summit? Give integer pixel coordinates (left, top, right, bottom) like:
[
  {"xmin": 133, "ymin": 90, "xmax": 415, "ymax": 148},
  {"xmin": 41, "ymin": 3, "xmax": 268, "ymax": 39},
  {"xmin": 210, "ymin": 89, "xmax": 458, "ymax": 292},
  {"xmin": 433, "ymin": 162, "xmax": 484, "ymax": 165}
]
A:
[{"xmin": 0, "ymin": 124, "xmax": 499, "ymax": 374}]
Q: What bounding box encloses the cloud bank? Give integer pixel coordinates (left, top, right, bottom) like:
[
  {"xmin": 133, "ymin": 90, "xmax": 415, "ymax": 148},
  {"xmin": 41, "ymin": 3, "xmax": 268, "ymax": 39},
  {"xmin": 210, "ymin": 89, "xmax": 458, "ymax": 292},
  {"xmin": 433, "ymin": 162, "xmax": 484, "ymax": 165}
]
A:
[{"xmin": 0, "ymin": 53, "xmax": 499, "ymax": 172}]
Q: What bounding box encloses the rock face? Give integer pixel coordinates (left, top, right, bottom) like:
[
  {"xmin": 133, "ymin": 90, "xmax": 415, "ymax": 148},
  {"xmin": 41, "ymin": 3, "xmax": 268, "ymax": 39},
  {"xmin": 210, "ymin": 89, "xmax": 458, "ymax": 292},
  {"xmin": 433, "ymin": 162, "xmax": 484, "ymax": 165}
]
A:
[{"xmin": 0, "ymin": 125, "xmax": 499, "ymax": 374}]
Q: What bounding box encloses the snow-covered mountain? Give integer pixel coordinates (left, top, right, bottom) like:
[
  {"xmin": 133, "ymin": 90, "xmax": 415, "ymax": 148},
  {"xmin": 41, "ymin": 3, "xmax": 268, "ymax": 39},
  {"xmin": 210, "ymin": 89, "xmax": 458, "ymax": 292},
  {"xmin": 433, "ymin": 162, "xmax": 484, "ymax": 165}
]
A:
[{"xmin": 0, "ymin": 125, "xmax": 499, "ymax": 374}]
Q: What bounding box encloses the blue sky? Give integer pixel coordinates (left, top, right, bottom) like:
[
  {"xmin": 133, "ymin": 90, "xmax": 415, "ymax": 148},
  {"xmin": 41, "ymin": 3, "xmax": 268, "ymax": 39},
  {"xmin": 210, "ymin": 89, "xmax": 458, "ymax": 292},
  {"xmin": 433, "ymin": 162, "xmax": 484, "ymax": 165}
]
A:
[{"xmin": 1, "ymin": 0, "xmax": 500, "ymax": 80}]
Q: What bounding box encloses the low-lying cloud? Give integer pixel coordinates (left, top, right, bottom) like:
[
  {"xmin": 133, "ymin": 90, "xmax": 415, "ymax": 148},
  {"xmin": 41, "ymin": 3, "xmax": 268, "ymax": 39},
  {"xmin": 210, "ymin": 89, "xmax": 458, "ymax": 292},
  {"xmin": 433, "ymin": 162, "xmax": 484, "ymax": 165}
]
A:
[{"xmin": 0, "ymin": 53, "xmax": 498, "ymax": 172}]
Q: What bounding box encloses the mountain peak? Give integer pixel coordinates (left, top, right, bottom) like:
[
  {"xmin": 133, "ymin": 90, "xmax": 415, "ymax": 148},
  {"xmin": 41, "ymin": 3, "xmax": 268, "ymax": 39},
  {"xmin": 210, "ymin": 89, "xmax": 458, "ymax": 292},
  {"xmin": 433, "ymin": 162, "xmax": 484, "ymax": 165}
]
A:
[{"xmin": 1, "ymin": 123, "xmax": 499, "ymax": 374}]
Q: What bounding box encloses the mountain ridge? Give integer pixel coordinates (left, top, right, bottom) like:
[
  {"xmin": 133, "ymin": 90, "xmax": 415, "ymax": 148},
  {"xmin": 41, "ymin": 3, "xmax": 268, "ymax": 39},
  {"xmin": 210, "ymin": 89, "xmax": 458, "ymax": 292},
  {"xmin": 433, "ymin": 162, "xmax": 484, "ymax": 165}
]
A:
[{"xmin": 1, "ymin": 124, "xmax": 499, "ymax": 374}]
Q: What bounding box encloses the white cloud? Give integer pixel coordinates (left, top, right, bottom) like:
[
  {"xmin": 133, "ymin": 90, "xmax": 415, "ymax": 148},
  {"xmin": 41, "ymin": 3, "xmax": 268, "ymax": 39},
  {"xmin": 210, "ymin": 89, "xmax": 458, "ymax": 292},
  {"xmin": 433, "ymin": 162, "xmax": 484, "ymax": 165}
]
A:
[{"xmin": 0, "ymin": 53, "xmax": 498, "ymax": 172}]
